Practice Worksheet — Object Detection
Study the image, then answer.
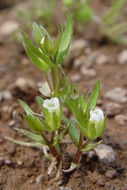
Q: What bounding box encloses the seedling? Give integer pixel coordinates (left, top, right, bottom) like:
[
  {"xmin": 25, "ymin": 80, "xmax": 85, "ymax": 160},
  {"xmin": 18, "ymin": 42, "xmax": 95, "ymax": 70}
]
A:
[
  {"xmin": 62, "ymin": 0, "xmax": 93, "ymax": 31},
  {"xmin": 100, "ymin": 0, "xmax": 127, "ymax": 45},
  {"xmin": 6, "ymin": 12, "xmax": 106, "ymax": 169}
]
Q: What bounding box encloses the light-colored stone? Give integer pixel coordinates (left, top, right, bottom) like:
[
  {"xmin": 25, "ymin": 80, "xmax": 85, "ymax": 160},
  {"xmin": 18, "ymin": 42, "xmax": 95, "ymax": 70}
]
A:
[
  {"xmin": 0, "ymin": 21, "xmax": 19, "ymax": 36},
  {"xmin": 60, "ymin": 188, "xmax": 73, "ymax": 190},
  {"xmin": 95, "ymin": 54, "xmax": 108, "ymax": 65},
  {"xmin": 67, "ymin": 39, "xmax": 89, "ymax": 61},
  {"xmin": 94, "ymin": 144, "xmax": 116, "ymax": 163},
  {"xmin": 71, "ymin": 74, "xmax": 81, "ymax": 82},
  {"xmin": 118, "ymin": 50, "xmax": 127, "ymax": 64},
  {"xmin": 105, "ymin": 170, "xmax": 117, "ymax": 179},
  {"xmin": 15, "ymin": 77, "xmax": 36, "ymax": 90},
  {"xmin": 115, "ymin": 114, "xmax": 127, "ymax": 125},
  {"xmin": 73, "ymin": 55, "xmax": 85, "ymax": 69},
  {"xmin": 1, "ymin": 90, "xmax": 12, "ymax": 101},
  {"xmin": 81, "ymin": 67, "xmax": 96, "ymax": 78},
  {"xmin": 104, "ymin": 102, "xmax": 122, "ymax": 117},
  {"xmin": 105, "ymin": 87, "xmax": 127, "ymax": 103}
]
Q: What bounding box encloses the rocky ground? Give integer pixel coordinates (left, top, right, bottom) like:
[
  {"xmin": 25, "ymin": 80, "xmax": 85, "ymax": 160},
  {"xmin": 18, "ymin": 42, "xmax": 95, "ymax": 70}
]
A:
[{"xmin": 0, "ymin": 0, "xmax": 127, "ymax": 190}]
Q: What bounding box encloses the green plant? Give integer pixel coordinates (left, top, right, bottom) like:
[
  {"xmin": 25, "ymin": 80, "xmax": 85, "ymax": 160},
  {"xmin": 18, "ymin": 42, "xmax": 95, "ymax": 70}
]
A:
[
  {"xmin": 100, "ymin": 0, "xmax": 127, "ymax": 44},
  {"xmin": 62, "ymin": 0, "xmax": 93, "ymax": 27},
  {"xmin": 17, "ymin": 0, "xmax": 56, "ymax": 31},
  {"xmin": 6, "ymin": 12, "xmax": 106, "ymax": 169}
]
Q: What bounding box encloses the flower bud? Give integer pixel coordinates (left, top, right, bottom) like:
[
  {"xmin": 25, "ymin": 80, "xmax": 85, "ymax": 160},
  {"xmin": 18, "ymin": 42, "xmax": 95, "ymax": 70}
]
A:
[
  {"xmin": 83, "ymin": 108, "xmax": 105, "ymax": 140},
  {"xmin": 90, "ymin": 109, "xmax": 104, "ymax": 122},
  {"xmin": 43, "ymin": 97, "xmax": 62, "ymax": 131}
]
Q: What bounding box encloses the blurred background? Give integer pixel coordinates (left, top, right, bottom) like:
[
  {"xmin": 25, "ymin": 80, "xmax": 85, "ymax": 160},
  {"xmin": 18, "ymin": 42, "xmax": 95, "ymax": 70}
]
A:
[{"xmin": 0, "ymin": 0, "xmax": 127, "ymax": 189}]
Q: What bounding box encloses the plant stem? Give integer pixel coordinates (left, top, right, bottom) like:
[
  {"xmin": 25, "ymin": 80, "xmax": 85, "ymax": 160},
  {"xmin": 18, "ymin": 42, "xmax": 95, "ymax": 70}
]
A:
[
  {"xmin": 45, "ymin": 71, "xmax": 53, "ymax": 91},
  {"xmin": 51, "ymin": 66, "xmax": 57, "ymax": 90},
  {"xmin": 42, "ymin": 133, "xmax": 57, "ymax": 158},
  {"xmin": 73, "ymin": 133, "xmax": 83, "ymax": 164}
]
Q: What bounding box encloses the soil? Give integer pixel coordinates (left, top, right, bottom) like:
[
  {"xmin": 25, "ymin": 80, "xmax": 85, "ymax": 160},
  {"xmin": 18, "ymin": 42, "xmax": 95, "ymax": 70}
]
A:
[{"xmin": 0, "ymin": 1, "xmax": 127, "ymax": 190}]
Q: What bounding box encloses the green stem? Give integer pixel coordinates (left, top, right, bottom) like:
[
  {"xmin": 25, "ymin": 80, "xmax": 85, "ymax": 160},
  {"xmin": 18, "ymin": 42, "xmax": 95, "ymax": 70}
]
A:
[
  {"xmin": 45, "ymin": 71, "xmax": 53, "ymax": 91},
  {"xmin": 51, "ymin": 66, "xmax": 57, "ymax": 90},
  {"xmin": 73, "ymin": 133, "xmax": 83, "ymax": 164}
]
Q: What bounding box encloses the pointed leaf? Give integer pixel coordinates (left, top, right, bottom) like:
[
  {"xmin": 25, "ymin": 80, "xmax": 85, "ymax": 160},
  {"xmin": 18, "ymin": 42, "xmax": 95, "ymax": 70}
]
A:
[
  {"xmin": 18, "ymin": 100, "xmax": 34, "ymax": 115},
  {"xmin": 20, "ymin": 28, "xmax": 53, "ymax": 67},
  {"xmin": 24, "ymin": 115, "xmax": 44, "ymax": 134},
  {"xmin": 24, "ymin": 43, "xmax": 49, "ymax": 71},
  {"xmin": 81, "ymin": 141, "xmax": 102, "ymax": 152},
  {"xmin": 5, "ymin": 136, "xmax": 44, "ymax": 147},
  {"xmin": 63, "ymin": 117, "xmax": 79, "ymax": 147},
  {"xmin": 36, "ymin": 96, "xmax": 44, "ymax": 108},
  {"xmin": 56, "ymin": 11, "xmax": 72, "ymax": 65},
  {"xmin": 15, "ymin": 128, "xmax": 46, "ymax": 145},
  {"xmin": 88, "ymin": 81, "xmax": 100, "ymax": 109},
  {"xmin": 32, "ymin": 22, "xmax": 44, "ymax": 44}
]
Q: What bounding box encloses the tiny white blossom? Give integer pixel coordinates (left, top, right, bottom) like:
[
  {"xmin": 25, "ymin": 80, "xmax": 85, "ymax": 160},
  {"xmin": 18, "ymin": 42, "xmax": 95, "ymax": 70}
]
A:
[
  {"xmin": 40, "ymin": 37, "xmax": 45, "ymax": 45},
  {"xmin": 90, "ymin": 109, "xmax": 104, "ymax": 122},
  {"xmin": 43, "ymin": 97, "xmax": 59, "ymax": 112}
]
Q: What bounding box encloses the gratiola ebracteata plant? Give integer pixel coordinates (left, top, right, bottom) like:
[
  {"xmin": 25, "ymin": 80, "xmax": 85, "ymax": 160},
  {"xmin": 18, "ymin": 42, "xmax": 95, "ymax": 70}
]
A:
[{"xmin": 7, "ymin": 12, "xmax": 106, "ymax": 169}]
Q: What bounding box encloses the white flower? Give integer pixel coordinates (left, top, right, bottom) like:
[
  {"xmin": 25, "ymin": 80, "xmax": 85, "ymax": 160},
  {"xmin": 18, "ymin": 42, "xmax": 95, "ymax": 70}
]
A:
[
  {"xmin": 40, "ymin": 37, "xmax": 45, "ymax": 45},
  {"xmin": 43, "ymin": 97, "xmax": 59, "ymax": 112},
  {"xmin": 90, "ymin": 109, "xmax": 104, "ymax": 122}
]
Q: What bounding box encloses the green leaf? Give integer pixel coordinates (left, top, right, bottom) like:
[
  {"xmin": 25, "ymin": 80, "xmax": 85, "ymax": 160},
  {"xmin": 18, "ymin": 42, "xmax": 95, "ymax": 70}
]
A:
[
  {"xmin": 20, "ymin": 28, "xmax": 53, "ymax": 67},
  {"xmin": 36, "ymin": 96, "xmax": 44, "ymax": 108},
  {"xmin": 40, "ymin": 118, "xmax": 53, "ymax": 132},
  {"xmin": 15, "ymin": 128, "xmax": 46, "ymax": 145},
  {"xmin": 84, "ymin": 123, "xmax": 97, "ymax": 140},
  {"xmin": 88, "ymin": 81, "xmax": 100, "ymax": 110},
  {"xmin": 69, "ymin": 125, "xmax": 80, "ymax": 147},
  {"xmin": 53, "ymin": 24, "xmax": 63, "ymax": 55},
  {"xmin": 95, "ymin": 116, "xmax": 106, "ymax": 138},
  {"xmin": 18, "ymin": 100, "xmax": 34, "ymax": 115},
  {"xmin": 5, "ymin": 136, "xmax": 43, "ymax": 147},
  {"xmin": 32, "ymin": 22, "xmax": 44, "ymax": 45},
  {"xmin": 24, "ymin": 43, "xmax": 50, "ymax": 71},
  {"xmin": 81, "ymin": 141, "xmax": 102, "ymax": 152},
  {"xmin": 63, "ymin": 117, "xmax": 80, "ymax": 146},
  {"xmin": 24, "ymin": 115, "xmax": 44, "ymax": 134},
  {"xmin": 52, "ymin": 124, "xmax": 70, "ymax": 146},
  {"xmin": 52, "ymin": 112, "xmax": 60, "ymax": 131},
  {"xmin": 56, "ymin": 11, "xmax": 72, "ymax": 65},
  {"xmin": 104, "ymin": 0, "xmax": 126, "ymax": 25},
  {"xmin": 39, "ymin": 24, "xmax": 53, "ymax": 44},
  {"xmin": 39, "ymin": 82, "xmax": 51, "ymax": 97}
]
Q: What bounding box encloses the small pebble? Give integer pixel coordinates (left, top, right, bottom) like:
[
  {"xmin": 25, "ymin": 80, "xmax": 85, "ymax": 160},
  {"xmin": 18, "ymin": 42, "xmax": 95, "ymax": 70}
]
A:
[
  {"xmin": 97, "ymin": 178, "xmax": 105, "ymax": 187},
  {"xmin": 5, "ymin": 159, "xmax": 12, "ymax": 166},
  {"xmin": 118, "ymin": 50, "xmax": 127, "ymax": 64},
  {"xmin": 104, "ymin": 102, "xmax": 122, "ymax": 117},
  {"xmin": 8, "ymin": 120, "xmax": 16, "ymax": 127},
  {"xmin": 14, "ymin": 77, "xmax": 36, "ymax": 91},
  {"xmin": 105, "ymin": 87, "xmax": 127, "ymax": 103},
  {"xmin": 2, "ymin": 90, "xmax": 12, "ymax": 101},
  {"xmin": 94, "ymin": 144, "xmax": 116, "ymax": 164},
  {"xmin": 0, "ymin": 20, "xmax": 19, "ymax": 36},
  {"xmin": 17, "ymin": 160, "xmax": 23, "ymax": 166},
  {"xmin": 95, "ymin": 54, "xmax": 108, "ymax": 65},
  {"xmin": 71, "ymin": 74, "xmax": 81, "ymax": 82},
  {"xmin": 81, "ymin": 67, "xmax": 96, "ymax": 78},
  {"xmin": 105, "ymin": 170, "xmax": 117, "ymax": 179},
  {"xmin": 60, "ymin": 188, "xmax": 73, "ymax": 190},
  {"xmin": 115, "ymin": 114, "xmax": 127, "ymax": 125}
]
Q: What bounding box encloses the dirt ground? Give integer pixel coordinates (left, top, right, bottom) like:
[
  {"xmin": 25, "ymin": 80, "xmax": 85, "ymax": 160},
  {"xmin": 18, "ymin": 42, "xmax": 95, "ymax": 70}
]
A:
[{"xmin": 0, "ymin": 1, "xmax": 127, "ymax": 190}]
